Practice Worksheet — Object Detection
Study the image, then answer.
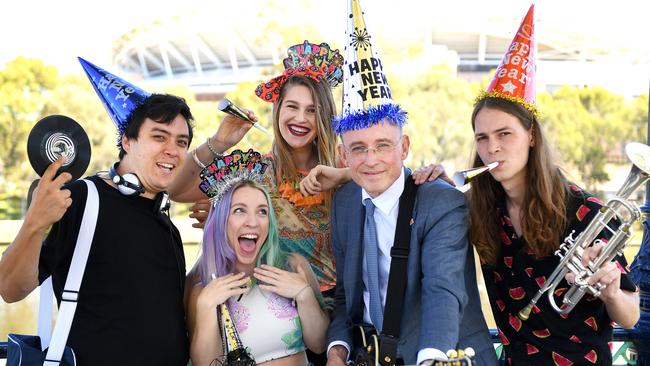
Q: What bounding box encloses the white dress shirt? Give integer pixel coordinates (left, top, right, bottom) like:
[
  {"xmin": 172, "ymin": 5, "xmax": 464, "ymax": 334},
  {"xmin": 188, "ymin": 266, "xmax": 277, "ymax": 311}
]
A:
[{"xmin": 328, "ymin": 170, "xmax": 447, "ymax": 365}]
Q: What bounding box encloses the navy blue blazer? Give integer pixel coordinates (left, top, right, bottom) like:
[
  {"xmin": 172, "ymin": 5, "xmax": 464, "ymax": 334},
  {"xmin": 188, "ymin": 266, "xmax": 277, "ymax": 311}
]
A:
[{"xmin": 326, "ymin": 169, "xmax": 497, "ymax": 365}]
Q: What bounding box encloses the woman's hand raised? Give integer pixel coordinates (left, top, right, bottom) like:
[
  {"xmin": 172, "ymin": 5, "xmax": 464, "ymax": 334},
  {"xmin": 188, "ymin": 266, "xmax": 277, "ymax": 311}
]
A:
[
  {"xmin": 196, "ymin": 272, "xmax": 250, "ymax": 309},
  {"xmin": 253, "ymin": 264, "xmax": 313, "ymax": 302},
  {"xmin": 210, "ymin": 109, "xmax": 258, "ymax": 152}
]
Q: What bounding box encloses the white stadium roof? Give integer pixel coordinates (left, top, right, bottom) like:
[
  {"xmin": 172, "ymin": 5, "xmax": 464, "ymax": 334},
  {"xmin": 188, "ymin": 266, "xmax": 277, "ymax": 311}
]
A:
[{"xmin": 110, "ymin": 0, "xmax": 650, "ymax": 97}]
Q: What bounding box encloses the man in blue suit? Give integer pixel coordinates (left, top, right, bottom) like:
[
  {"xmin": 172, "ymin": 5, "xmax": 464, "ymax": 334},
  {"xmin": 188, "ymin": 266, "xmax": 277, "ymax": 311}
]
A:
[
  {"xmin": 327, "ymin": 2, "xmax": 495, "ymax": 364},
  {"xmin": 325, "ymin": 119, "xmax": 497, "ymax": 366}
]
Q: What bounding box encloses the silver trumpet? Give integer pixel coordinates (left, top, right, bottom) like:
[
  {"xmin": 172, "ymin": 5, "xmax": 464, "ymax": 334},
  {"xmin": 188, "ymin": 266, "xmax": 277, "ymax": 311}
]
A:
[{"xmin": 519, "ymin": 142, "xmax": 650, "ymax": 320}]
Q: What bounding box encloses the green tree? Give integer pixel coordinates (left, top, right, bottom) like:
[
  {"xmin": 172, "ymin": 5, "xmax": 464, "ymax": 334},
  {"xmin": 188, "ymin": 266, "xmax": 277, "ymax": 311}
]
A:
[
  {"xmin": 539, "ymin": 86, "xmax": 636, "ymax": 191},
  {"xmin": 43, "ymin": 74, "xmax": 117, "ymax": 177},
  {"xmin": 2, "ymin": 54, "xmax": 647, "ymax": 218},
  {"xmin": 391, "ymin": 65, "xmax": 478, "ymax": 170},
  {"xmin": 621, "ymin": 93, "xmax": 649, "ymax": 142},
  {"xmin": 0, "ymin": 58, "xmax": 59, "ymax": 218}
]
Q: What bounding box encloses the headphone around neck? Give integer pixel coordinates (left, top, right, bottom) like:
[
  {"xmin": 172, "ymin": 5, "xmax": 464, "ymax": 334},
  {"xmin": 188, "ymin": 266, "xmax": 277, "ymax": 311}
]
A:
[
  {"xmin": 108, "ymin": 162, "xmax": 171, "ymax": 213},
  {"xmin": 109, "ymin": 162, "xmax": 145, "ymax": 196}
]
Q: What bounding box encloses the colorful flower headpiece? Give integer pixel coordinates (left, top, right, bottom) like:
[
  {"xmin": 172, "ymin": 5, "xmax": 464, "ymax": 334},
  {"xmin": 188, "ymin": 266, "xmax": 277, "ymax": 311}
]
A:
[
  {"xmin": 475, "ymin": 4, "xmax": 538, "ymax": 118},
  {"xmin": 199, "ymin": 149, "xmax": 268, "ymax": 204},
  {"xmin": 332, "ymin": 0, "xmax": 407, "ymax": 135},
  {"xmin": 255, "ymin": 40, "xmax": 344, "ymax": 103}
]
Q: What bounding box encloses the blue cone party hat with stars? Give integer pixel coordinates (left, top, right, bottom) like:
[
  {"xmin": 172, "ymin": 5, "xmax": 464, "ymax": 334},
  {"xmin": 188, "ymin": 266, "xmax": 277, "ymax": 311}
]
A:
[
  {"xmin": 332, "ymin": 0, "xmax": 407, "ymax": 135},
  {"xmin": 78, "ymin": 57, "xmax": 151, "ymax": 147}
]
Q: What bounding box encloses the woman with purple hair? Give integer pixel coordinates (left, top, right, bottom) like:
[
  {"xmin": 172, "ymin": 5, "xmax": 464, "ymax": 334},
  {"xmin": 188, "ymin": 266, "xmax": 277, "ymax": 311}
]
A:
[{"xmin": 186, "ymin": 150, "xmax": 329, "ymax": 366}]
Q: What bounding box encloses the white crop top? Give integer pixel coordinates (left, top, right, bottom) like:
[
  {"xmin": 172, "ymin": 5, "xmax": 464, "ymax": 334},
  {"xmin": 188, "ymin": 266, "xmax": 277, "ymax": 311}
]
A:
[{"xmin": 226, "ymin": 285, "xmax": 306, "ymax": 363}]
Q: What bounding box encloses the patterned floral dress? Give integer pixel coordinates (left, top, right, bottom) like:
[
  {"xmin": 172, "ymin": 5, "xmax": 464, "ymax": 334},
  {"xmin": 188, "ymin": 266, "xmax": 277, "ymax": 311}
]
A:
[
  {"xmin": 482, "ymin": 184, "xmax": 638, "ymax": 366},
  {"xmin": 261, "ymin": 155, "xmax": 336, "ymax": 292}
]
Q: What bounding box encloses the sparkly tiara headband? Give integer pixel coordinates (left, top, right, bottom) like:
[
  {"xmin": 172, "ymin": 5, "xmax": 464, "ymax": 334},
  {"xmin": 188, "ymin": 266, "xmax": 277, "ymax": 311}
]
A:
[{"xmin": 198, "ymin": 149, "xmax": 268, "ymax": 204}]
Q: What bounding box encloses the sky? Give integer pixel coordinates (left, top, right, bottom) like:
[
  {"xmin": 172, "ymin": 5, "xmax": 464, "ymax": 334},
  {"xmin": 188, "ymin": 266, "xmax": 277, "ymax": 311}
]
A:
[
  {"xmin": 2, "ymin": 0, "xmax": 649, "ymax": 76},
  {"xmin": 1, "ymin": 0, "xmax": 182, "ymax": 72}
]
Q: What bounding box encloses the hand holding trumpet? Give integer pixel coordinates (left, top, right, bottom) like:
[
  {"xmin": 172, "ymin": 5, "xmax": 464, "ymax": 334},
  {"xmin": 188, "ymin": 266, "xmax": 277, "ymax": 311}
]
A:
[
  {"xmin": 562, "ymin": 241, "xmax": 639, "ymax": 328},
  {"xmin": 564, "ymin": 242, "xmax": 622, "ymax": 302}
]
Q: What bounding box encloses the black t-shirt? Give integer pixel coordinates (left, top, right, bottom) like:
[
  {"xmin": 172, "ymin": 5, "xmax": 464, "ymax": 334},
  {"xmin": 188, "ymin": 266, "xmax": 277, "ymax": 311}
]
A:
[
  {"xmin": 38, "ymin": 175, "xmax": 189, "ymax": 366},
  {"xmin": 483, "ymin": 184, "xmax": 637, "ymax": 366}
]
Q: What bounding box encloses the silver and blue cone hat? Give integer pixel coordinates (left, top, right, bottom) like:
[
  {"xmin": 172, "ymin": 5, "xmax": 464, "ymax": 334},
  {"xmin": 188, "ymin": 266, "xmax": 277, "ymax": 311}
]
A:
[
  {"xmin": 332, "ymin": 0, "xmax": 407, "ymax": 135},
  {"xmin": 78, "ymin": 57, "xmax": 151, "ymax": 148}
]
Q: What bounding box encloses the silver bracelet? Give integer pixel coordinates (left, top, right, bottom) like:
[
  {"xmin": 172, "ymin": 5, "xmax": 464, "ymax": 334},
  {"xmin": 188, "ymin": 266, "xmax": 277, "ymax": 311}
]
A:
[
  {"xmin": 191, "ymin": 148, "xmax": 206, "ymax": 169},
  {"xmin": 206, "ymin": 137, "xmax": 223, "ymax": 158},
  {"xmin": 292, "ymin": 284, "xmax": 312, "ymax": 306}
]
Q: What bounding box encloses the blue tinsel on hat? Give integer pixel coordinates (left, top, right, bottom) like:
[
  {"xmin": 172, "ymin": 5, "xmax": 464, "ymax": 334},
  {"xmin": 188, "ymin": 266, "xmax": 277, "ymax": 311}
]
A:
[{"xmin": 332, "ymin": 103, "xmax": 407, "ymax": 135}]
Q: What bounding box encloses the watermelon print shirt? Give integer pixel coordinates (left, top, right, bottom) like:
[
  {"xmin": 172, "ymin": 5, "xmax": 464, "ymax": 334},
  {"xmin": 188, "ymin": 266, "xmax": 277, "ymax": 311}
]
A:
[{"xmin": 482, "ymin": 184, "xmax": 638, "ymax": 366}]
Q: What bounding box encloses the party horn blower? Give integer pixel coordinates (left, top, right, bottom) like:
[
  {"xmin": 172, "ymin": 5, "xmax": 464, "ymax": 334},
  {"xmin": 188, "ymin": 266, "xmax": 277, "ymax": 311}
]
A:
[
  {"xmin": 452, "ymin": 162, "xmax": 499, "ymax": 192},
  {"xmin": 218, "ymin": 98, "xmax": 269, "ymax": 134}
]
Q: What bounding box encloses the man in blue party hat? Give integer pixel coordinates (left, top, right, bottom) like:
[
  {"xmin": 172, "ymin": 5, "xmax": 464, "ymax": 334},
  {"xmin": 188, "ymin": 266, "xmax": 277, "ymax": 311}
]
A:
[
  {"xmin": 325, "ymin": 1, "xmax": 497, "ymax": 365},
  {"xmin": 0, "ymin": 58, "xmax": 194, "ymax": 365}
]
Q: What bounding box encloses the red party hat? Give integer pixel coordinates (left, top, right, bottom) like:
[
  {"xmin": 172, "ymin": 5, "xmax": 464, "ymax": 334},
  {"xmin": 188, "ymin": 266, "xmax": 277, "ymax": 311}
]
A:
[{"xmin": 478, "ymin": 4, "xmax": 537, "ymax": 116}]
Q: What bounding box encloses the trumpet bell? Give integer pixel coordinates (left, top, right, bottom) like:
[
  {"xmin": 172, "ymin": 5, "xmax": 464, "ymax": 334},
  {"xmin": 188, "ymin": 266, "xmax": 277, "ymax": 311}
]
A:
[
  {"xmin": 626, "ymin": 142, "xmax": 650, "ymax": 175},
  {"xmin": 615, "ymin": 142, "xmax": 650, "ymax": 200}
]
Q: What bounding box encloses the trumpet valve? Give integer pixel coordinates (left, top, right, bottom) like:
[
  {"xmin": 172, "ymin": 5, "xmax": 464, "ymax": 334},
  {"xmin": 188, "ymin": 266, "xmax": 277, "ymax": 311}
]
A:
[{"xmin": 593, "ymin": 282, "xmax": 606, "ymax": 294}]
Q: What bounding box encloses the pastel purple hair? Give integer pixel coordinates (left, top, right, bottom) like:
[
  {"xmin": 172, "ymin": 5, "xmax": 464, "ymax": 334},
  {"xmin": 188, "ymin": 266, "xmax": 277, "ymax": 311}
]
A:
[
  {"xmin": 197, "ymin": 181, "xmax": 285, "ymax": 286},
  {"xmin": 197, "ymin": 188, "xmax": 236, "ymax": 286}
]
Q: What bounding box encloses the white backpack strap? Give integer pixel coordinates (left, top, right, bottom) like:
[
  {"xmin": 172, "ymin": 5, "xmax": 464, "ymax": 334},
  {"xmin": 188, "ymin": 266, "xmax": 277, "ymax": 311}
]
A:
[
  {"xmin": 43, "ymin": 179, "xmax": 99, "ymax": 366},
  {"xmin": 38, "ymin": 276, "xmax": 54, "ymax": 350}
]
